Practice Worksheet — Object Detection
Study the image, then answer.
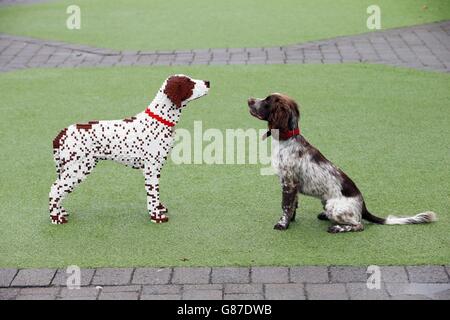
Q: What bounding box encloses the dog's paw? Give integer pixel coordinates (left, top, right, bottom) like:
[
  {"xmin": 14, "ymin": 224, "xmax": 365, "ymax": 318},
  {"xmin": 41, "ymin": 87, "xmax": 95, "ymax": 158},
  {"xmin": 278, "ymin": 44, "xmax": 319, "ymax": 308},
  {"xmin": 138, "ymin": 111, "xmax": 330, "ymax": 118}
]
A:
[
  {"xmin": 327, "ymin": 225, "xmax": 348, "ymax": 233},
  {"xmin": 50, "ymin": 215, "xmax": 68, "ymax": 225},
  {"xmin": 150, "ymin": 213, "xmax": 169, "ymax": 224},
  {"xmin": 273, "ymin": 222, "xmax": 288, "ymax": 231}
]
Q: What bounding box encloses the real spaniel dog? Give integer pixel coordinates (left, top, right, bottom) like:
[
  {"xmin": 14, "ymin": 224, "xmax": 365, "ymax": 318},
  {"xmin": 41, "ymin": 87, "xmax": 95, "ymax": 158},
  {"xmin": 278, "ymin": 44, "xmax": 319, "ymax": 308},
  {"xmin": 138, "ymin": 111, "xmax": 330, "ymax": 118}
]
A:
[
  {"xmin": 248, "ymin": 93, "xmax": 437, "ymax": 233},
  {"xmin": 49, "ymin": 74, "xmax": 210, "ymax": 224}
]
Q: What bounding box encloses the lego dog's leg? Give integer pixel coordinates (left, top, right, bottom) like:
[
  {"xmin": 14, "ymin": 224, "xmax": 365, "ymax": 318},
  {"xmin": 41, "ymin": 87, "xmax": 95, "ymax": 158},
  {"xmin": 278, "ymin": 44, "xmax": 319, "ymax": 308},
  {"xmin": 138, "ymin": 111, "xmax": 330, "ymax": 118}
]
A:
[
  {"xmin": 143, "ymin": 166, "xmax": 168, "ymax": 223},
  {"xmin": 49, "ymin": 158, "xmax": 97, "ymax": 224}
]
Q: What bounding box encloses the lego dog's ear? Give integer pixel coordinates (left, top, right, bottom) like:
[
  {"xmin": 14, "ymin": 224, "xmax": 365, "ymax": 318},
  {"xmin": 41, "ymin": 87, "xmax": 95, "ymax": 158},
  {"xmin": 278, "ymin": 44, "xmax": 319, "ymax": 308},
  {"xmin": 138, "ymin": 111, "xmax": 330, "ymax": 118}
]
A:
[{"xmin": 164, "ymin": 76, "xmax": 196, "ymax": 108}]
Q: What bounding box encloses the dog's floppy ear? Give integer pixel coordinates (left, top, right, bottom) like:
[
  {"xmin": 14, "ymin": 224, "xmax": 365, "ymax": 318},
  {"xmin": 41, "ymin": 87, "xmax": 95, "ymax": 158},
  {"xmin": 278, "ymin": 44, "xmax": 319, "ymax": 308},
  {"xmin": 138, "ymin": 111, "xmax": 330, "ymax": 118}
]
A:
[
  {"xmin": 164, "ymin": 76, "xmax": 195, "ymax": 108},
  {"xmin": 268, "ymin": 95, "xmax": 300, "ymax": 134},
  {"xmin": 268, "ymin": 98, "xmax": 292, "ymax": 131}
]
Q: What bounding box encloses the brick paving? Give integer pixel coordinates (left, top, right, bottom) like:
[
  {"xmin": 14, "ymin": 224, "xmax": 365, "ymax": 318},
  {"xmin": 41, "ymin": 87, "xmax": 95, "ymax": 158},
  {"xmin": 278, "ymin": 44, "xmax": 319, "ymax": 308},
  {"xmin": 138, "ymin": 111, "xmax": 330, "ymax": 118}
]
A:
[
  {"xmin": 0, "ymin": 266, "xmax": 449, "ymax": 300},
  {"xmin": 1, "ymin": 20, "xmax": 450, "ymax": 73},
  {"xmin": 0, "ymin": 0, "xmax": 50, "ymax": 6}
]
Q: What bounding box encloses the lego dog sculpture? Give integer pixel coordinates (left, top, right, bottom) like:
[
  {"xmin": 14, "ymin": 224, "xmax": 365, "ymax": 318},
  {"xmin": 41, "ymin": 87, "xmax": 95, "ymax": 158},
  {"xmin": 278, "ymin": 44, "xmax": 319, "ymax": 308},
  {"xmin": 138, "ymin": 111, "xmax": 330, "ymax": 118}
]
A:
[{"xmin": 49, "ymin": 75, "xmax": 210, "ymax": 224}]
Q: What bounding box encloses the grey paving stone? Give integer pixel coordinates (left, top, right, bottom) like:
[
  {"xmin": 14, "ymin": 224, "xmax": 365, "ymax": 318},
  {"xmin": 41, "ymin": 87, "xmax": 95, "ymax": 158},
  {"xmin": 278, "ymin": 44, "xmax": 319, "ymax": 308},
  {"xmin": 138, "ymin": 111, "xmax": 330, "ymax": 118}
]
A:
[
  {"xmin": 1, "ymin": 20, "xmax": 450, "ymax": 72},
  {"xmin": 290, "ymin": 266, "xmax": 328, "ymax": 283},
  {"xmin": 0, "ymin": 288, "xmax": 19, "ymax": 300},
  {"xmin": 379, "ymin": 266, "xmax": 409, "ymax": 283},
  {"xmin": 0, "ymin": 269, "xmax": 17, "ymax": 287},
  {"xmin": 59, "ymin": 287, "xmax": 99, "ymax": 299},
  {"xmin": 99, "ymin": 292, "xmax": 139, "ymax": 300},
  {"xmin": 132, "ymin": 268, "xmax": 171, "ymax": 285},
  {"xmin": 265, "ymin": 284, "xmax": 306, "ymax": 300},
  {"xmin": 330, "ymin": 266, "xmax": 368, "ymax": 283},
  {"xmin": 11, "ymin": 269, "xmax": 56, "ymax": 287},
  {"xmin": 346, "ymin": 283, "xmax": 390, "ymax": 300},
  {"xmin": 224, "ymin": 294, "xmax": 264, "ymax": 300},
  {"xmin": 51, "ymin": 268, "xmax": 95, "ymax": 286},
  {"xmin": 434, "ymin": 289, "xmax": 450, "ymax": 300},
  {"xmin": 172, "ymin": 267, "xmax": 211, "ymax": 284},
  {"xmin": 142, "ymin": 284, "xmax": 181, "ymax": 295},
  {"xmin": 386, "ymin": 283, "xmax": 450, "ymax": 299},
  {"xmin": 306, "ymin": 283, "xmax": 349, "ymax": 300},
  {"xmin": 58, "ymin": 296, "xmax": 97, "ymax": 300},
  {"xmin": 16, "ymin": 294, "xmax": 56, "ymax": 300},
  {"xmin": 100, "ymin": 285, "xmax": 141, "ymax": 293},
  {"xmin": 183, "ymin": 284, "xmax": 222, "ymax": 290},
  {"xmin": 251, "ymin": 267, "xmax": 288, "ymax": 283},
  {"xmin": 91, "ymin": 268, "xmax": 133, "ymax": 286},
  {"xmin": 20, "ymin": 287, "xmax": 59, "ymax": 295},
  {"xmin": 183, "ymin": 289, "xmax": 222, "ymax": 300},
  {"xmin": 390, "ymin": 294, "xmax": 431, "ymax": 300},
  {"xmin": 224, "ymin": 284, "xmax": 263, "ymax": 294},
  {"xmin": 141, "ymin": 294, "xmax": 181, "ymax": 300},
  {"xmin": 407, "ymin": 266, "xmax": 449, "ymax": 283},
  {"xmin": 211, "ymin": 267, "xmax": 249, "ymax": 284}
]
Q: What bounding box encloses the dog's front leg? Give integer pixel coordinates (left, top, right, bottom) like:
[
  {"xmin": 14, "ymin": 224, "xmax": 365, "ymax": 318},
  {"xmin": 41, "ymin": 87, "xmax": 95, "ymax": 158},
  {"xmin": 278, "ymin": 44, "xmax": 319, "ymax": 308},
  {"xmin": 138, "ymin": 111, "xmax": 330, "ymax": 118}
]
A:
[
  {"xmin": 291, "ymin": 193, "xmax": 299, "ymax": 222},
  {"xmin": 143, "ymin": 166, "xmax": 168, "ymax": 223},
  {"xmin": 274, "ymin": 183, "xmax": 298, "ymax": 230}
]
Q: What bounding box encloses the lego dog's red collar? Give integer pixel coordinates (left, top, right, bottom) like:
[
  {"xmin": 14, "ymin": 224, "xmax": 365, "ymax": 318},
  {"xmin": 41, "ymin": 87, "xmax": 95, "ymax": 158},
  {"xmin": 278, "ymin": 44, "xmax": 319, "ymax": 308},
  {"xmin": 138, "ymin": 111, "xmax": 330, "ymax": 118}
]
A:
[{"xmin": 145, "ymin": 108, "xmax": 176, "ymax": 127}]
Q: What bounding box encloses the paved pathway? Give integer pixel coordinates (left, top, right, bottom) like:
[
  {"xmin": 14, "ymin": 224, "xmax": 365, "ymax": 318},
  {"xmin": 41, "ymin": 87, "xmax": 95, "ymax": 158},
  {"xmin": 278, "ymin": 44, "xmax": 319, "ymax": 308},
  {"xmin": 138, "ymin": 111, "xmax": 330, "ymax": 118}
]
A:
[
  {"xmin": 1, "ymin": 20, "xmax": 450, "ymax": 73},
  {"xmin": 1, "ymin": 266, "xmax": 449, "ymax": 300},
  {"xmin": 0, "ymin": 0, "xmax": 49, "ymax": 5}
]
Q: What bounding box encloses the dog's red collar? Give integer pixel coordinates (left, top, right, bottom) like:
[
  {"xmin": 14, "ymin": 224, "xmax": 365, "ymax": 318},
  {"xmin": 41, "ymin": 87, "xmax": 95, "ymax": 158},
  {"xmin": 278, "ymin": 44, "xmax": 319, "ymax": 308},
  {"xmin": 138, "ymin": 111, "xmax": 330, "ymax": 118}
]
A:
[
  {"xmin": 280, "ymin": 128, "xmax": 300, "ymax": 140},
  {"xmin": 264, "ymin": 128, "xmax": 301, "ymax": 140},
  {"xmin": 145, "ymin": 108, "xmax": 176, "ymax": 127}
]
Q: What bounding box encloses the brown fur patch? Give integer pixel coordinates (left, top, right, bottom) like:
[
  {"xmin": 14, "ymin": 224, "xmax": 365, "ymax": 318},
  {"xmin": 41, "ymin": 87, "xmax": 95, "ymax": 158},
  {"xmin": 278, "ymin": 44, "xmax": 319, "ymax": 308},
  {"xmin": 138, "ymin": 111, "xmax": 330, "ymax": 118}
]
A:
[
  {"xmin": 76, "ymin": 121, "xmax": 99, "ymax": 130},
  {"xmin": 339, "ymin": 171, "xmax": 360, "ymax": 197},
  {"xmin": 268, "ymin": 94, "xmax": 300, "ymax": 132},
  {"xmin": 53, "ymin": 128, "xmax": 67, "ymax": 149},
  {"xmin": 123, "ymin": 117, "xmax": 137, "ymax": 123},
  {"xmin": 163, "ymin": 76, "xmax": 195, "ymax": 108}
]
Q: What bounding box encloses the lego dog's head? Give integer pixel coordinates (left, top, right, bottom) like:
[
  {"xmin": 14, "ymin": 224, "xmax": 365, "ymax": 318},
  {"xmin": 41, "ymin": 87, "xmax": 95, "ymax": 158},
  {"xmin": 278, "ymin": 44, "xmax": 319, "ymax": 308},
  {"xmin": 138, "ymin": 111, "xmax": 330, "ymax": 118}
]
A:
[{"xmin": 163, "ymin": 74, "xmax": 210, "ymax": 108}]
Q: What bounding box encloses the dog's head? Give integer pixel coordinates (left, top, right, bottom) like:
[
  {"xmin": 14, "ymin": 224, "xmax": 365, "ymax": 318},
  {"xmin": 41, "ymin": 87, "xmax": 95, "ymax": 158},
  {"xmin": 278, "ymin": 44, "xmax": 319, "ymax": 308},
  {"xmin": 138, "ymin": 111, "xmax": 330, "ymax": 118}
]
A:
[
  {"xmin": 247, "ymin": 93, "xmax": 299, "ymax": 132},
  {"xmin": 162, "ymin": 74, "xmax": 210, "ymax": 108}
]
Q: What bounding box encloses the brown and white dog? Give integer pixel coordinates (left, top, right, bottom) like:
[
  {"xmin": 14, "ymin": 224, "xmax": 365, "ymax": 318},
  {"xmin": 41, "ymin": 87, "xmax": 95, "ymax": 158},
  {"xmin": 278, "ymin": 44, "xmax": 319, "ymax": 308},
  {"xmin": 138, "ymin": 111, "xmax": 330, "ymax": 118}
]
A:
[
  {"xmin": 49, "ymin": 74, "xmax": 210, "ymax": 224},
  {"xmin": 248, "ymin": 93, "xmax": 437, "ymax": 233}
]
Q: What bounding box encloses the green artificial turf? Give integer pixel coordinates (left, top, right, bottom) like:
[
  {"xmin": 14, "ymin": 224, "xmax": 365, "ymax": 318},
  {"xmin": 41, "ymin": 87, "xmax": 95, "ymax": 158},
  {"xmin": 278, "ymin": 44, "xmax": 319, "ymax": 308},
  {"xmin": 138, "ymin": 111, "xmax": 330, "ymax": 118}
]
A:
[
  {"xmin": 1, "ymin": 0, "xmax": 449, "ymax": 51},
  {"xmin": 0, "ymin": 64, "xmax": 449, "ymax": 268}
]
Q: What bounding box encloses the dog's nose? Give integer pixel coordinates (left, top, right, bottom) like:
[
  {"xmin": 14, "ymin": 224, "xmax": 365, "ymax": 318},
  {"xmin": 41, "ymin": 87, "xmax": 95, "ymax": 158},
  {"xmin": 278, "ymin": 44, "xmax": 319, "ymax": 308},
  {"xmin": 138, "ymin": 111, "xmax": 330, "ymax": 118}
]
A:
[
  {"xmin": 248, "ymin": 98, "xmax": 255, "ymax": 106},
  {"xmin": 204, "ymin": 80, "xmax": 210, "ymax": 88}
]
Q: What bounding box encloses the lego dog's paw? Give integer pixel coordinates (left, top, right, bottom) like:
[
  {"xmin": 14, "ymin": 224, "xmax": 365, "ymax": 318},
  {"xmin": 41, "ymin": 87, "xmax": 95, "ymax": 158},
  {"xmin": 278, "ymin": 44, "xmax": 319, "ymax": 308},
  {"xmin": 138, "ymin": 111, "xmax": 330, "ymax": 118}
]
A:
[
  {"xmin": 150, "ymin": 213, "xmax": 169, "ymax": 224},
  {"xmin": 157, "ymin": 203, "xmax": 168, "ymax": 214},
  {"xmin": 50, "ymin": 215, "xmax": 68, "ymax": 225}
]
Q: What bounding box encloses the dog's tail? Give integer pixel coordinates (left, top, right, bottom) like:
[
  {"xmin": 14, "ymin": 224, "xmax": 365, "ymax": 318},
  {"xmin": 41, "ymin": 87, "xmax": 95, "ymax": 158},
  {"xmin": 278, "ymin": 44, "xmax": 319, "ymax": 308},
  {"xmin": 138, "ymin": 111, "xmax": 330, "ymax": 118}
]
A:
[{"xmin": 362, "ymin": 202, "xmax": 437, "ymax": 225}]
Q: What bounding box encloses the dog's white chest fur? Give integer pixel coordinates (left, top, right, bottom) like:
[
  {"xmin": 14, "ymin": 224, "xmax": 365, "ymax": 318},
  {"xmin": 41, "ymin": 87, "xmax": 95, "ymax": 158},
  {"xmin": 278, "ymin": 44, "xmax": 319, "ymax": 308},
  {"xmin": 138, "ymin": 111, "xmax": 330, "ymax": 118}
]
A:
[{"xmin": 272, "ymin": 138, "xmax": 342, "ymax": 199}]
